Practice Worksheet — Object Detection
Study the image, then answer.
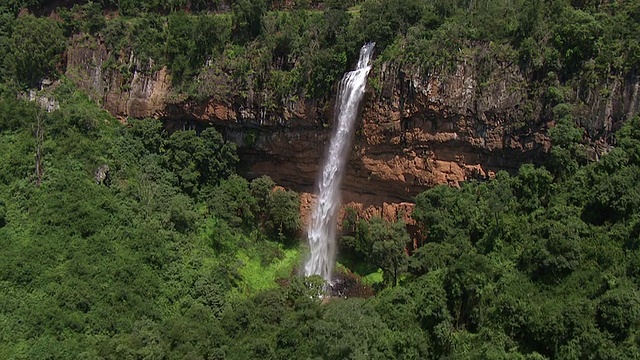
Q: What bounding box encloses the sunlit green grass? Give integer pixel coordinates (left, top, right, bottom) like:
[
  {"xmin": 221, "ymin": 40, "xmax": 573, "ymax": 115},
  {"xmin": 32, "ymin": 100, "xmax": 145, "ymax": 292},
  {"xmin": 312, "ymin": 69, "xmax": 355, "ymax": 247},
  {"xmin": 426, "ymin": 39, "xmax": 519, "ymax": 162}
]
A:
[
  {"xmin": 235, "ymin": 247, "xmax": 301, "ymax": 295},
  {"xmin": 347, "ymin": 5, "xmax": 361, "ymax": 17},
  {"xmin": 361, "ymin": 268, "xmax": 383, "ymax": 285},
  {"xmin": 336, "ymin": 261, "xmax": 384, "ymax": 286}
]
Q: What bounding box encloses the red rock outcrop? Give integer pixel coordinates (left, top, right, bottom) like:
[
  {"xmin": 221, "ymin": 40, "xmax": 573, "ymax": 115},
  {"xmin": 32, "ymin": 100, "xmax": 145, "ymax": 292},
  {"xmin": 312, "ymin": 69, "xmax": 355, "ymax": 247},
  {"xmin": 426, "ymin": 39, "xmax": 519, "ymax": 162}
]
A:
[
  {"xmin": 65, "ymin": 35, "xmax": 640, "ymax": 211},
  {"xmin": 299, "ymin": 192, "xmax": 415, "ymax": 228}
]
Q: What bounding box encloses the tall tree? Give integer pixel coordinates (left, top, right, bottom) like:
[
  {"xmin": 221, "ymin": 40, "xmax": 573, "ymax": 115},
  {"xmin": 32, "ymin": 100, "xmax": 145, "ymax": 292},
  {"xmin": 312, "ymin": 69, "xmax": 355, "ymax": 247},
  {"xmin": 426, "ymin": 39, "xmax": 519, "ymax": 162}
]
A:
[
  {"xmin": 367, "ymin": 217, "xmax": 410, "ymax": 287},
  {"xmin": 9, "ymin": 14, "xmax": 65, "ymax": 87}
]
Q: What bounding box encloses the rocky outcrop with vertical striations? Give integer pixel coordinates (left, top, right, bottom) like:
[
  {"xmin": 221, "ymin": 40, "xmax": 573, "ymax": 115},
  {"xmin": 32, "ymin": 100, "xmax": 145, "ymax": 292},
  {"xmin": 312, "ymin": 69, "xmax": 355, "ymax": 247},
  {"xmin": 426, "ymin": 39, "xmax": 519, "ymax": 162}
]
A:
[{"xmin": 65, "ymin": 35, "xmax": 640, "ymax": 208}]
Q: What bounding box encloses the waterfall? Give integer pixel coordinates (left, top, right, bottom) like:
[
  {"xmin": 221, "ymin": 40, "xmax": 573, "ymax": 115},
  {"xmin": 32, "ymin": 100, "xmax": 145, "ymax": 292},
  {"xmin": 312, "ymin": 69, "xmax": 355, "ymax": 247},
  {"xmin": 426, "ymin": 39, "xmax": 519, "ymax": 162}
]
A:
[{"xmin": 304, "ymin": 43, "xmax": 375, "ymax": 282}]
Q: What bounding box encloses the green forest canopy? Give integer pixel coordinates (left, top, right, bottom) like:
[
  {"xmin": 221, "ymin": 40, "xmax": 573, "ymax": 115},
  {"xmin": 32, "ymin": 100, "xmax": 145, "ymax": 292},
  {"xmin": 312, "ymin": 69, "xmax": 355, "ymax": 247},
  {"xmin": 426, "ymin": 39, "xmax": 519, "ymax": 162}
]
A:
[{"xmin": 1, "ymin": 0, "xmax": 638, "ymax": 99}]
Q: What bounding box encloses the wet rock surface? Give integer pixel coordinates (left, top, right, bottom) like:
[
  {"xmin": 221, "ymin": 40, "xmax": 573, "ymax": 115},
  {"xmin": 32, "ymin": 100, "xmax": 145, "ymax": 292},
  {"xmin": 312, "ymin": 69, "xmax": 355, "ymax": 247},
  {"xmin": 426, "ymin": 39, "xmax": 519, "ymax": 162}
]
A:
[{"xmin": 326, "ymin": 271, "xmax": 374, "ymax": 299}]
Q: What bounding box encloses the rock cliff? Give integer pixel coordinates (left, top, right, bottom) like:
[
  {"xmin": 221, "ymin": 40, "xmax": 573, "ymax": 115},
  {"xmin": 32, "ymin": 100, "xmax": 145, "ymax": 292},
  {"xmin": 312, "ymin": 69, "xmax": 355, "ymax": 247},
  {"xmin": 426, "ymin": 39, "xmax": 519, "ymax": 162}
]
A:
[
  {"xmin": 65, "ymin": 35, "xmax": 640, "ymax": 209},
  {"xmin": 65, "ymin": 34, "xmax": 171, "ymax": 120}
]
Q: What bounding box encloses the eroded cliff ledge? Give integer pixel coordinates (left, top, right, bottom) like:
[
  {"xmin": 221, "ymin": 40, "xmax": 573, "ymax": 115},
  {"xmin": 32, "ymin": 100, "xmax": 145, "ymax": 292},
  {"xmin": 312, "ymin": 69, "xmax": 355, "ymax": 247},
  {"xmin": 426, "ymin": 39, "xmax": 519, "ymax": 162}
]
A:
[{"xmin": 66, "ymin": 35, "xmax": 640, "ymax": 207}]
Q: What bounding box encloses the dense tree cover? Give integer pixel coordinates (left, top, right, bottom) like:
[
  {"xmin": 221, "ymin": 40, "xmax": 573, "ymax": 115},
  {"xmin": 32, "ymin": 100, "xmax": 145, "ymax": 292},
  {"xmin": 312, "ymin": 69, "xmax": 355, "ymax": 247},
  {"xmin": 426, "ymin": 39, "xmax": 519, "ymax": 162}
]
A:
[
  {"xmin": 0, "ymin": 82, "xmax": 303, "ymax": 358},
  {"xmin": 0, "ymin": 14, "xmax": 65, "ymax": 86},
  {"xmin": 290, "ymin": 117, "xmax": 639, "ymax": 359},
  {"xmin": 4, "ymin": 0, "xmax": 636, "ymax": 111},
  {"xmin": 5, "ymin": 81, "xmax": 639, "ymax": 358},
  {"xmin": 341, "ymin": 216, "xmax": 410, "ymax": 287}
]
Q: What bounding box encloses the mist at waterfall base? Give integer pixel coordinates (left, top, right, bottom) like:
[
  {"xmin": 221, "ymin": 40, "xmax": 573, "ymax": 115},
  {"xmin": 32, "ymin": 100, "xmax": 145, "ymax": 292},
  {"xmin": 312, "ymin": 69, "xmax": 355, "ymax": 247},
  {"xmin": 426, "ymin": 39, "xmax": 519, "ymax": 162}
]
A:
[{"xmin": 304, "ymin": 43, "xmax": 375, "ymax": 284}]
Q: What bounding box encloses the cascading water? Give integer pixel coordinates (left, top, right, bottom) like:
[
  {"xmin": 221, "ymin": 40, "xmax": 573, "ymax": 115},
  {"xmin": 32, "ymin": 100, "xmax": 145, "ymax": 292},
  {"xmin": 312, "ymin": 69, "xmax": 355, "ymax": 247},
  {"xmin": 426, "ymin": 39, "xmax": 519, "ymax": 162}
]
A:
[{"xmin": 304, "ymin": 43, "xmax": 375, "ymax": 282}]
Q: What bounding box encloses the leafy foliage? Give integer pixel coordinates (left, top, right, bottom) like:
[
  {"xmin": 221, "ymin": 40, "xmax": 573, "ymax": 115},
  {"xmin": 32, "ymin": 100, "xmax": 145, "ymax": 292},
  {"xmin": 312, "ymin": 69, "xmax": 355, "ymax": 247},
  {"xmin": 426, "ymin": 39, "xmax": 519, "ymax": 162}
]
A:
[
  {"xmin": 342, "ymin": 216, "xmax": 410, "ymax": 287},
  {"xmin": 1, "ymin": 2, "xmax": 640, "ymax": 359},
  {"xmin": 6, "ymin": 14, "xmax": 65, "ymax": 86},
  {"xmin": 0, "ymin": 84, "xmax": 303, "ymax": 359}
]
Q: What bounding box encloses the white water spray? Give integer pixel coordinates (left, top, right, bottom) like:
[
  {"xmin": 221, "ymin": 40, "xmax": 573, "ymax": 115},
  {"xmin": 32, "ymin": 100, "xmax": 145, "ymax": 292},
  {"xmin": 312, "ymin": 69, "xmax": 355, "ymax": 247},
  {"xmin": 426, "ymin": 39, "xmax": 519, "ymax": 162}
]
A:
[{"xmin": 304, "ymin": 43, "xmax": 375, "ymax": 282}]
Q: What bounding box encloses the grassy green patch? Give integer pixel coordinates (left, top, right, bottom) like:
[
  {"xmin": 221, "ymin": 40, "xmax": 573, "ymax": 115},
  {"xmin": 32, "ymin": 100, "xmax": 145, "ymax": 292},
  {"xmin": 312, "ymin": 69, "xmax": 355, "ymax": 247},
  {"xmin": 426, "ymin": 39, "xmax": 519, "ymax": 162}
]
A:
[
  {"xmin": 336, "ymin": 261, "xmax": 383, "ymax": 286},
  {"xmin": 336, "ymin": 253, "xmax": 378, "ymax": 276},
  {"xmin": 235, "ymin": 247, "xmax": 301, "ymax": 295},
  {"xmin": 361, "ymin": 268, "xmax": 383, "ymax": 286},
  {"xmin": 347, "ymin": 5, "xmax": 361, "ymax": 17}
]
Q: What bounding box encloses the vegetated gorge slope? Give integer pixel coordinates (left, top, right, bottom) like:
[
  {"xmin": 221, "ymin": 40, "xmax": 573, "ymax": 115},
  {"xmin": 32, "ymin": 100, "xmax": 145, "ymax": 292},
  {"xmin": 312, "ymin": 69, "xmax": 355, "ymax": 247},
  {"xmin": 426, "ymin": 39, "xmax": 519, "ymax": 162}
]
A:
[
  {"xmin": 64, "ymin": 31, "xmax": 640, "ymax": 210},
  {"xmin": 16, "ymin": 0, "xmax": 637, "ymax": 212},
  {"xmin": 5, "ymin": 2, "xmax": 640, "ymax": 358}
]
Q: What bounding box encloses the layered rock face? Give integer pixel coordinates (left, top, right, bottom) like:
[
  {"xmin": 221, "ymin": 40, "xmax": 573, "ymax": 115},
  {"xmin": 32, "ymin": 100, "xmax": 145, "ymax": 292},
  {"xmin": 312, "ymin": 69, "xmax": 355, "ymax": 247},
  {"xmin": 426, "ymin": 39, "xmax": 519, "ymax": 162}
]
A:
[
  {"xmin": 65, "ymin": 34, "xmax": 171, "ymax": 120},
  {"xmin": 65, "ymin": 36, "xmax": 640, "ymax": 209}
]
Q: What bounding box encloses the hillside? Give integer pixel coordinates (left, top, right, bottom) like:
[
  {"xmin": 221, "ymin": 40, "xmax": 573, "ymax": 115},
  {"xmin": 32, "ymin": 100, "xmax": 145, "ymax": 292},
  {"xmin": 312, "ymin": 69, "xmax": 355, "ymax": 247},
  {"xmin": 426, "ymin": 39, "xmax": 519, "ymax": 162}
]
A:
[
  {"xmin": 1, "ymin": 0, "xmax": 640, "ymax": 359},
  {"xmin": 51, "ymin": 0, "xmax": 640, "ymax": 203}
]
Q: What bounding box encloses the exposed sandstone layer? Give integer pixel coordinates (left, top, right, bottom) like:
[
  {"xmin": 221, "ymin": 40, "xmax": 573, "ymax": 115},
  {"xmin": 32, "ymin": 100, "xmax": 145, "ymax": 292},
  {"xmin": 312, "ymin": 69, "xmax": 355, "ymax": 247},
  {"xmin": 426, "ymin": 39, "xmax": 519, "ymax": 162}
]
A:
[
  {"xmin": 65, "ymin": 34, "xmax": 171, "ymax": 120},
  {"xmin": 299, "ymin": 192, "xmax": 415, "ymax": 229},
  {"xmin": 65, "ymin": 36, "xmax": 640, "ymax": 209}
]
